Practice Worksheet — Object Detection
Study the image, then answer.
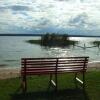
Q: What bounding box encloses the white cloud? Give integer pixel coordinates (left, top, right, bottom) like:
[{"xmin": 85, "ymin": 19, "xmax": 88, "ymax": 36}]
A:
[{"xmin": 0, "ymin": 0, "xmax": 100, "ymax": 34}]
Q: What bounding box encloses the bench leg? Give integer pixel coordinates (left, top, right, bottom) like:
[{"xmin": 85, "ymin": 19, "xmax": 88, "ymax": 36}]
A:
[
  {"xmin": 83, "ymin": 72, "xmax": 85, "ymax": 89},
  {"xmin": 74, "ymin": 72, "xmax": 86, "ymax": 89},
  {"xmin": 22, "ymin": 75, "xmax": 27, "ymax": 93},
  {"xmin": 49, "ymin": 74, "xmax": 58, "ymax": 91},
  {"xmin": 55, "ymin": 73, "xmax": 58, "ymax": 92},
  {"xmin": 74, "ymin": 73, "xmax": 78, "ymax": 88},
  {"xmin": 48, "ymin": 74, "xmax": 52, "ymax": 89}
]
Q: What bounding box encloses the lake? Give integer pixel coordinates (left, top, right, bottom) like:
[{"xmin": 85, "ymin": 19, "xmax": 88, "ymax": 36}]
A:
[{"xmin": 0, "ymin": 36, "xmax": 100, "ymax": 68}]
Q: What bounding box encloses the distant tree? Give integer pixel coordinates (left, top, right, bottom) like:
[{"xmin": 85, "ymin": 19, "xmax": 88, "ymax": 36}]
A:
[
  {"xmin": 41, "ymin": 33, "xmax": 77, "ymax": 47},
  {"xmin": 62, "ymin": 34, "xmax": 69, "ymax": 41},
  {"xmin": 50, "ymin": 33, "xmax": 56, "ymax": 44},
  {"xmin": 41, "ymin": 33, "xmax": 50, "ymax": 46}
]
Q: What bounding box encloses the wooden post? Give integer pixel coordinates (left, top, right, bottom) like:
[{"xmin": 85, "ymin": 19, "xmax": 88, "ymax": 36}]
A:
[
  {"xmin": 74, "ymin": 73, "xmax": 78, "ymax": 88},
  {"xmin": 55, "ymin": 58, "xmax": 58, "ymax": 91},
  {"xmin": 22, "ymin": 59, "xmax": 27, "ymax": 93},
  {"xmin": 83, "ymin": 57, "xmax": 87, "ymax": 89},
  {"xmin": 48, "ymin": 74, "xmax": 52, "ymax": 89}
]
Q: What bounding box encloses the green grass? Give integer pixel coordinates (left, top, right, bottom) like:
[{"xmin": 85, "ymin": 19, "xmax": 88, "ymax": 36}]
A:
[
  {"xmin": 0, "ymin": 71, "xmax": 100, "ymax": 100},
  {"xmin": 26, "ymin": 40, "xmax": 41, "ymax": 45}
]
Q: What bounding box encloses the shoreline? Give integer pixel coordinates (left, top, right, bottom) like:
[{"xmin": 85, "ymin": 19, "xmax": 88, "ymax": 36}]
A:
[
  {"xmin": 87, "ymin": 61, "xmax": 100, "ymax": 70},
  {"xmin": 0, "ymin": 62, "xmax": 100, "ymax": 79},
  {"xmin": 0, "ymin": 68, "xmax": 20, "ymax": 79}
]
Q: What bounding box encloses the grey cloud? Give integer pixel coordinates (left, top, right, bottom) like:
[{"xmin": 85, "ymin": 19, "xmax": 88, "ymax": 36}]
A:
[
  {"xmin": 0, "ymin": 5, "xmax": 30, "ymax": 11},
  {"xmin": 0, "ymin": 6, "xmax": 6, "ymax": 9},
  {"xmin": 68, "ymin": 13, "xmax": 88, "ymax": 27},
  {"xmin": 80, "ymin": 0, "xmax": 84, "ymax": 2},
  {"xmin": 55, "ymin": 0, "xmax": 70, "ymax": 1},
  {"xmin": 38, "ymin": 18, "xmax": 50, "ymax": 26},
  {"xmin": 0, "ymin": 6, "xmax": 7, "ymax": 12},
  {"xmin": 10, "ymin": 5, "xmax": 30, "ymax": 11}
]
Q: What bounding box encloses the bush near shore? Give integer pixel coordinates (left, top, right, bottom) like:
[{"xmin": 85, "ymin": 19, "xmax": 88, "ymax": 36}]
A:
[
  {"xmin": 26, "ymin": 33, "xmax": 78, "ymax": 47},
  {"xmin": 91, "ymin": 41, "xmax": 100, "ymax": 47}
]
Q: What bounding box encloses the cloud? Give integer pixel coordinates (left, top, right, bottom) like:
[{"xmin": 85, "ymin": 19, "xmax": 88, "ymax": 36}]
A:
[
  {"xmin": 68, "ymin": 13, "xmax": 88, "ymax": 28},
  {"xmin": 0, "ymin": 5, "xmax": 30, "ymax": 11},
  {"xmin": 0, "ymin": 0, "xmax": 100, "ymax": 35},
  {"xmin": 10, "ymin": 5, "xmax": 30, "ymax": 11}
]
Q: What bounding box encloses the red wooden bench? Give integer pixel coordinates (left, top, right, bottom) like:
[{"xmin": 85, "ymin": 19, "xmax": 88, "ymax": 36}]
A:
[{"xmin": 21, "ymin": 57, "xmax": 89, "ymax": 92}]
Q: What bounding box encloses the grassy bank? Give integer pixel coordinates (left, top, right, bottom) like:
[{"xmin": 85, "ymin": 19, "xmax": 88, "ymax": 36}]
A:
[
  {"xmin": 26, "ymin": 40, "xmax": 41, "ymax": 45},
  {"xmin": 0, "ymin": 71, "xmax": 100, "ymax": 100}
]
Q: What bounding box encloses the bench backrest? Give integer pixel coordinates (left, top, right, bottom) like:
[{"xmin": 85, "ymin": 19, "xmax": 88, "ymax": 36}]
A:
[{"xmin": 21, "ymin": 57, "xmax": 89, "ymax": 76}]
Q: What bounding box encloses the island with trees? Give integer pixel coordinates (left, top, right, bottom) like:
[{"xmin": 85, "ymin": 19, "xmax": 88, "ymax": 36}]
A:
[{"xmin": 26, "ymin": 33, "xmax": 78, "ymax": 47}]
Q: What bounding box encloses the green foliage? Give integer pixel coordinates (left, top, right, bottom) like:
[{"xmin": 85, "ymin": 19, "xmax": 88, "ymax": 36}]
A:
[
  {"xmin": 26, "ymin": 40, "xmax": 41, "ymax": 45},
  {"xmin": 91, "ymin": 41, "xmax": 100, "ymax": 47},
  {"xmin": 41, "ymin": 33, "xmax": 78, "ymax": 47}
]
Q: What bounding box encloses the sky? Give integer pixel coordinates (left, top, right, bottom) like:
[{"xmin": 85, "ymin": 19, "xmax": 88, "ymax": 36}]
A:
[{"xmin": 0, "ymin": 0, "xmax": 100, "ymax": 36}]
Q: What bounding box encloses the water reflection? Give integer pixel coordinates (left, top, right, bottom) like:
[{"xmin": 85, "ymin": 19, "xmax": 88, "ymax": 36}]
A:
[{"xmin": 42, "ymin": 46, "xmax": 74, "ymax": 58}]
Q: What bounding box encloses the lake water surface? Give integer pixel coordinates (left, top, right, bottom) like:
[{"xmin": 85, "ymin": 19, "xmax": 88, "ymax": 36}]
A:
[{"xmin": 0, "ymin": 36, "xmax": 100, "ymax": 68}]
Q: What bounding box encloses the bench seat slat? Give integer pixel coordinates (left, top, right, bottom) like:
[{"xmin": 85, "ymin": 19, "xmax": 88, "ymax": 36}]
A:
[
  {"xmin": 58, "ymin": 59, "xmax": 88, "ymax": 62},
  {"xmin": 21, "ymin": 65, "xmax": 56, "ymax": 68},
  {"xmin": 21, "ymin": 62, "xmax": 86, "ymax": 66},
  {"xmin": 21, "ymin": 64, "xmax": 85, "ymax": 68},
  {"xmin": 21, "ymin": 69, "xmax": 86, "ymax": 74},
  {"xmin": 22, "ymin": 59, "xmax": 87, "ymax": 62},
  {"xmin": 21, "ymin": 67, "xmax": 86, "ymax": 72},
  {"xmin": 21, "ymin": 66, "xmax": 86, "ymax": 70},
  {"xmin": 22, "ymin": 57, "xmax": 88, "ymax": 60},
  {"xmin": 22, "ymin": 63, "xmax": 56, "ymax": 66},
  {"xmin": 21, "ymin": 59, "xmax": 88, "ymax": 62},
  {"xmin": 21, "ymin": 69, "xmax": 86, "ymax": 75}
]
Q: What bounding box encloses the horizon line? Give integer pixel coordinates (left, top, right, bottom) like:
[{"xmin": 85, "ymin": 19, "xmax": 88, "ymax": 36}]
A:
[{"xmin": 0, "ymin": 34, "xmax": 100, "ymax": 37}]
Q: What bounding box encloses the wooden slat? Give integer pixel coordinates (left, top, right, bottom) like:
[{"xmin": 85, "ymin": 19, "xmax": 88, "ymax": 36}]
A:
[
  {"xmin": 21, "ymin": 70, "xmax": 55, "ymax": 75},
  {"xmin": 22, "ymin": 67, "xmax": 86, "ymax": 72},
  {"xmin": 22, "ymin": 56, "xmax": 89, "ymax": 60},
  {"xmin": 21, "ymin": 69, "xmax": 86, "ymax": 75},
  {"xmin": 21, "ymin": 65, "xmax": 56, "ymax": 68},
  {"xmin": 22, "ymin": 62, "xmax": 56, "ymax": 64}
]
